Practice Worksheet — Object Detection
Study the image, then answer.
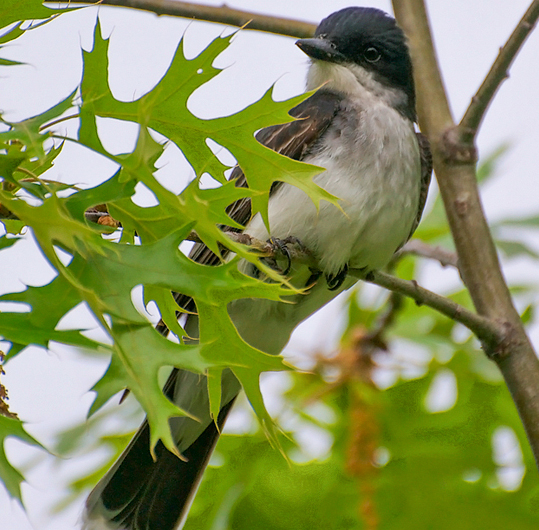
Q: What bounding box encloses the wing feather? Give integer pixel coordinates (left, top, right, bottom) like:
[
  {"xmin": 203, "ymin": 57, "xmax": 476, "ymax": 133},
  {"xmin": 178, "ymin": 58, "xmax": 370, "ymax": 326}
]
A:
[{"xmin": 407, "ymin": 131, "xmax": 432, "ymax": 241}]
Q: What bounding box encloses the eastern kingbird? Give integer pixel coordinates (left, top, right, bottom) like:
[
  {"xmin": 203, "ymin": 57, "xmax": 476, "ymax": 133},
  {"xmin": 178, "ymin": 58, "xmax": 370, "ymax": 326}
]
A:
[{"xmin": 84, "ymin": 7, "xmax": 431, "ymax": 530}]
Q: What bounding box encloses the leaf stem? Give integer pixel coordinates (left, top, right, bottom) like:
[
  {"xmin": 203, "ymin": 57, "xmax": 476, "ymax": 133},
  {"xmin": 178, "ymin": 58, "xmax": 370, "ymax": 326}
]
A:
[{"xmin": 39, "ymin": 112, "xmax": 80, "ymax": 132}]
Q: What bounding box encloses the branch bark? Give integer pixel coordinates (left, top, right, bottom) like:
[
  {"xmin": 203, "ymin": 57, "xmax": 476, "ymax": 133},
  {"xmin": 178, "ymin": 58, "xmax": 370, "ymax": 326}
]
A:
[
  {"xmin": 82, "ymin": 207, "xmax": 498, "ymax": 344},
  {"xmin": 359, "ymin": 270, "xmax": 501, "ymax": 349},
  {"xmin": 393, "ymin": 239, "xmax": 458, "ymax": 269},
  {"xmin": 70, "ymin": 0, "xmax": 316, "ymax": 37},
  {"xmin": 393, "ymin": 0, "xmax": 539, "ymax": 466}
]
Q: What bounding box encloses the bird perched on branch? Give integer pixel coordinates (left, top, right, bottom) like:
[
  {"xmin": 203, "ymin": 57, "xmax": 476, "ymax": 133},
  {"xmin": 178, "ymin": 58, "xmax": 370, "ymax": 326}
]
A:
[{"xmin": 84, "ymin": 6, "xmax": 431, "ymax": 530}]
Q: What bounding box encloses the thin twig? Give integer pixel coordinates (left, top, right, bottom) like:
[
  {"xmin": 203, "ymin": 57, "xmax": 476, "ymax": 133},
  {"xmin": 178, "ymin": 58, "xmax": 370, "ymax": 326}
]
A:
[
  {"xmin": 391, "ymin": 239, "xmax": 458, "ymax": 269},
  {"xmin": 68, "ymin": 0, "xmax": 317, "ymax": 38},
  {"xmin": 39, "ymin": 112, "xmax": 80, "ymax": 132},
  {"xmin": 366, "ymin": 290, "xmax": 404, "ymax": 349},
  {"xmin": 393, "ymin": 239, "xmax": 458, "ymax": 268},
  {"xmin": 357, "ymin": 269, "xmax": 502, "ymax": 349},
  {"xmin": 83, "ymin": 211, "xmax": 502, "ymax": 345},
  {"xmin": 460, "ymin": 0, "xmax": 539, "ymax": 141}
]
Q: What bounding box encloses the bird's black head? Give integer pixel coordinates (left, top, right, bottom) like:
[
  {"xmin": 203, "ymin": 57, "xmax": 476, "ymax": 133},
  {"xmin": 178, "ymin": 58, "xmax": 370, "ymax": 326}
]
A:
[{"xmin": 297, "ymin": 7, "xmax": 416, "ymax": 119}]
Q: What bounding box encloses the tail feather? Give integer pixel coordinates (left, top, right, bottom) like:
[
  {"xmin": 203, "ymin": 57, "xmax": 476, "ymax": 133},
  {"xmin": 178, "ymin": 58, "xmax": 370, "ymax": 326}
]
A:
[{"xmin": 84, "ymin": 395, "xmax": 236, "ymax": 530}]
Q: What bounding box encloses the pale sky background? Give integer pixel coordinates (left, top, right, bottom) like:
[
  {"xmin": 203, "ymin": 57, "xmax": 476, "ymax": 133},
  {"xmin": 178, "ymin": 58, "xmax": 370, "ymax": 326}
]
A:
[{"xmin": 1, "ymin": 1, "xmax": 539, "ymax": 528}]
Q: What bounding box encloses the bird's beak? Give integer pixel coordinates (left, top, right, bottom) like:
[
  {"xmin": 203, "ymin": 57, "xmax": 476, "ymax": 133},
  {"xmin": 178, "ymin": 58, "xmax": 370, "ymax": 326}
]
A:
[{"xmin": 296, "ymin": 38, "xmax": 346, "ymax": 63}]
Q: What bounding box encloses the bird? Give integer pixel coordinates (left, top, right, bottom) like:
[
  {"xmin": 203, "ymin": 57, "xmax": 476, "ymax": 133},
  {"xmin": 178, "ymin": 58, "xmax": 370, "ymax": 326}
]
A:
[{"xmin": 83, "ymin": 6, "xmax": 431, "ymax": 530}]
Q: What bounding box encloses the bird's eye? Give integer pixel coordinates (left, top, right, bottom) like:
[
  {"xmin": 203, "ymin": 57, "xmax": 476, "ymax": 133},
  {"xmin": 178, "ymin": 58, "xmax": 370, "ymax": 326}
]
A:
[{"xmin": 364, "ymin": 47, "xmax": 381, "ymax": 63}]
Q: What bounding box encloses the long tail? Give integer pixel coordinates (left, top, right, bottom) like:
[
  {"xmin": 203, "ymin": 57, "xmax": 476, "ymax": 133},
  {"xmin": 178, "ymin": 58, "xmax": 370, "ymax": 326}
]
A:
[{"xmin": 84, "ymin": 369, "xmax": 239, "ymax": 530}]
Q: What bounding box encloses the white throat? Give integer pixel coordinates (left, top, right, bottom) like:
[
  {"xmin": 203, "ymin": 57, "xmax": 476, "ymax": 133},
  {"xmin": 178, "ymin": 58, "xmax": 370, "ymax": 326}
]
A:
[{"xmin": 306, "ymin": 60, "xmax": 408, "ymax": 111}]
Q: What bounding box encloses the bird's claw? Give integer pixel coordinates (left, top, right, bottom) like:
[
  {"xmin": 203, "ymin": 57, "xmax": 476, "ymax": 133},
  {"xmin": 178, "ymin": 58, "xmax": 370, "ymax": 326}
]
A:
[
  {"xmin": 326, "ymin": 264, "xmax": 349, "ymax": 291},
  {"xmin": 265, "ymin": 236, "xmax": 305, "ymax": 276}
]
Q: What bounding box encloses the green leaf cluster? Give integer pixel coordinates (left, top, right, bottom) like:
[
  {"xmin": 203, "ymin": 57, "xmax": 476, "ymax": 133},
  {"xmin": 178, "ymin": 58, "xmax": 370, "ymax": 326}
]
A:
[
  {"xmin": 0, "ymin": 5, "xmax": 329, "ymax": 501},
  {"xmin": 1, "ymin": 4, "xmax": 538, "ymax": 529},
  {"xmin": 185, "ymin": 295, "xmax": 539, "ymax": 529}
]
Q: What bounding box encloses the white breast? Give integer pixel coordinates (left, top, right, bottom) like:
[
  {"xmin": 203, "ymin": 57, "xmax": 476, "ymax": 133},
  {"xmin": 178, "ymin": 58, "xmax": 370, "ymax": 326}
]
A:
[
  {"xmin": 245, "ymin": 94, "xmax": 421, "ymax": 275},
  {"xmin": 229, "ymin": 73, "xmax": 422, "ymax": 354}
]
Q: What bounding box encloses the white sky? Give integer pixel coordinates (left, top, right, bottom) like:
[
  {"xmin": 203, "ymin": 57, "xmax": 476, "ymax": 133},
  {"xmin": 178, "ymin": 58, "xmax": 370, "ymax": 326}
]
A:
[{"xmin": 1, "ymin": 1, "xmax": 539, "ymax": 528}]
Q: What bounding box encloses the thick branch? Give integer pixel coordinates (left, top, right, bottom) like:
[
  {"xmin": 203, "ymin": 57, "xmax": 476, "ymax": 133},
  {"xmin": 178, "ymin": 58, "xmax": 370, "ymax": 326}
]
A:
[
  {"xmin": 392, "ymin": 0, "xmax": 455, "ymax": 140},
  {"xmin": 70, "ymin": 0, "xmax": 316, "ymax": 38},
  {"xmin": 460, "ymin": 0, "xmax": 539, "ymax": 141},
  {"xmin": 393, "ymin": 0, "xmax": 539, "ymax": 467}
]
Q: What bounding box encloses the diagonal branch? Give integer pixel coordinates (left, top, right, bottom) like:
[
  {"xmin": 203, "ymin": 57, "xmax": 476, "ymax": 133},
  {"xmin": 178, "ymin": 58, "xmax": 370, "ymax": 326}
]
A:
[
  {"xmin": 358, "ymin": 270, "xmax": 501, "ymax": 349},
  {"xmin": 185, "ymin": 226, "xmax": 502, "ymax": 347},
  {"xmin": 460, "ymin": 0, "xmax": 539, "ymax": 142},
  {"xmin": 84, "ymin": 209, "xmax": 499, "ymax": 347},
  {"xmin": 69, "ymin": 0, "xmax": 316, "ymax": 37}
]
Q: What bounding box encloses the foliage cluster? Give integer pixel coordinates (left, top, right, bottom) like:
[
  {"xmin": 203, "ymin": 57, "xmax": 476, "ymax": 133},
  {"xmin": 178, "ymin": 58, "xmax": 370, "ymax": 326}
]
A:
[{"xmin": 1, "ymin": 2, "xmax": 539, "ymax": 528}]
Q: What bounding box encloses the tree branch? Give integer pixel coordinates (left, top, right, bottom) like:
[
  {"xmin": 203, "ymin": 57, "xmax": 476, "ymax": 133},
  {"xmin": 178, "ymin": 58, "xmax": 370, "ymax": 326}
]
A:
[
  {"xmin": 460, "ymin": 0, "xmax": 539, "ymax": 142},
  {"xmin": 81, "ymin": 209, "xmax": 504, "ymax": 348},
  {"xmin": 70, "ymin": 0, "xmax": 316, "ymax": 38},
  {"xmin": 184, "ymin": 226, "xmax": 502, "ymax": 348},
  {"xmin": 393, "ymin": 239, "xmax": 458, "ymax": 269},
  {"xmin": 393, "ymin": 0, "xmax": 539, "ymax": 467},
  {"xmin": 358, "ymin": 270, "xmax": 501, "ymax": 349}
]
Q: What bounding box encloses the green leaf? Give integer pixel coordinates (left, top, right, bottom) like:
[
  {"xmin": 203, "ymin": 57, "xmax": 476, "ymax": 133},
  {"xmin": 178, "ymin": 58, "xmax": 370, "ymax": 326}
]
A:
[
  {"xmin": 476, "ymin": 143, "xmax": 510, "ymax": 184},
  {"xmin": 496, "ymin": 214, "xmax": 539, "ymax": 229},
  {"xmin": 0, "ymin": 210, "xmax": 290, "ymax": 453},
  {"xmin": 0, "ymin": 23, "xmax": 24, "ymax": 46},
  {"xmin": 0, "ymin": 234, "xmax": 19, "ymax": 250},
  {"xmin": 207, "ymin": 368, "xmax": 224, "ymax": 423},
  {"xmin": 0, "ymin": 57, "xmax": 22, "ymax": 66},
  {"xmin": 184, "ymin": 433, "xmax": 361, "ymax": 530},
  {"xmin": 520, "ymin": 304, "xmax": 534, "ymax": 325},
  {"xmin": 0, "ymin": 90, "xmax": 75, "ymax": 164},
  {"xmin": 0, "ymin": 0, "xmax": 55, "ymax": 30},
  {"xmin": 80, "ymin": 21, "xmax": 338, "ymax": 229},
  {"xmin": 413, "ymin": 190, "xmax": 452, "ymax": 243},
  {"xmin": 0, "ymin": 220, "xmax": 25, "ymax": 235},
  {"xmin": 0, "ymin": 416, "xmax": 43, "ymax": 501},
  {"xmin": 496, "ymin": 239, "xmax": 539, "ymax": 260},
  {"xmin": 376, "ymin": 350, "xmax": 538, "ymax": 529}
]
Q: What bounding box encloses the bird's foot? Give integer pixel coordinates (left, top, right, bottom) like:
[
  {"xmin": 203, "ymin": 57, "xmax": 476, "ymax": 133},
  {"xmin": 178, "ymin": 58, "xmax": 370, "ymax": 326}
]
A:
[
  {"xmin": 326, "ymin": 264, "xmax": 349, "ymax": 291},
  {"xmin": 264, "ymin": 236, "xmax": 306, "ymax": 275},
  {"xmin": 305, "ymin": 269, "xmax": 323, "ymax": 290}
]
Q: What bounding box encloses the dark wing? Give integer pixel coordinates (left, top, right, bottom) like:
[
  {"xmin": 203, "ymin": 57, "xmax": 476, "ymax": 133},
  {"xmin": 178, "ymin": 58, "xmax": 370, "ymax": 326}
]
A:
[
  {"xmin": 167, "ymin": 90, "xmax": 343, "ymax": 318},
  {"xmin": 406, "ymin": 131, "xmax": 432, "ymax": 241}
]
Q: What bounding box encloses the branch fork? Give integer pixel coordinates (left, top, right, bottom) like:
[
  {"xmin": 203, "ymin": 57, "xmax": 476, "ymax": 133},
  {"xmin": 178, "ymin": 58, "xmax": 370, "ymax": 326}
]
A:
[{"xmin": 393, "ymin": 0, "xmax": 539, "ymax": 466}]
